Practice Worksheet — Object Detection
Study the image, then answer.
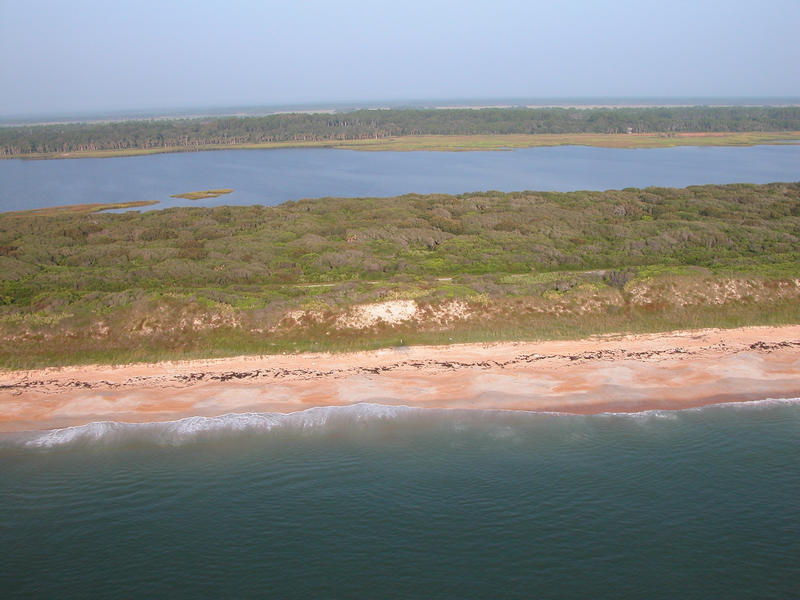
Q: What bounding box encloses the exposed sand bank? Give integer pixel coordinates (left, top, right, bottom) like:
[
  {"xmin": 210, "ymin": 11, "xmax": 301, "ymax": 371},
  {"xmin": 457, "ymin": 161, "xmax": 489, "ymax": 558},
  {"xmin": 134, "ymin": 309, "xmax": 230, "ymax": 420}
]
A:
[{"xmin": 1, "ymin": 325, "xmax": 799, "ymax": 432}]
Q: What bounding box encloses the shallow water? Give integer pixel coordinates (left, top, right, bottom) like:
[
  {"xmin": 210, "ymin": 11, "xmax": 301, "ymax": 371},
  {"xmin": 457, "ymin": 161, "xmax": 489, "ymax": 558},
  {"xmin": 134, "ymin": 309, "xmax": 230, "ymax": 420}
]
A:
[
  {"xmin": 2, "ymin": 400, "xmax": 799, "ymax": 598},
  {"xmin": 1, "ymin": 144, "xmax": 799, "ymax": 212}
]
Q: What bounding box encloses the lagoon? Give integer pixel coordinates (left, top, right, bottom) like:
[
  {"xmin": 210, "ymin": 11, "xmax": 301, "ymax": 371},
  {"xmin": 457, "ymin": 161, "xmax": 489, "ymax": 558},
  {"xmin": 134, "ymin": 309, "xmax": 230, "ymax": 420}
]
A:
[{"xmin": 1, "ymin": 144, "xmax": 799, "ymax": 212}]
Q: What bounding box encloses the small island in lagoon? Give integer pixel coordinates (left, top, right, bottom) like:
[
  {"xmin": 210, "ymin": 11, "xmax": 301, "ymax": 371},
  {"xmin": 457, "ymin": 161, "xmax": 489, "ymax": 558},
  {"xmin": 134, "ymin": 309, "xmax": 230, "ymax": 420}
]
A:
[{"xmin": 170, "ymin": 188, "xmax": 233, "ymax": 200}]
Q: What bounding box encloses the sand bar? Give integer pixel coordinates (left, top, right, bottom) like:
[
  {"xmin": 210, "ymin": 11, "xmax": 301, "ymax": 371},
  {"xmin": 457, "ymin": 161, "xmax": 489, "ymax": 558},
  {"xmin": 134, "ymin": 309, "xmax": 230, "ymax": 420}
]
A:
[{"xmin": 1, "ymin": 325, "xmax": 799, "ymax": 432}]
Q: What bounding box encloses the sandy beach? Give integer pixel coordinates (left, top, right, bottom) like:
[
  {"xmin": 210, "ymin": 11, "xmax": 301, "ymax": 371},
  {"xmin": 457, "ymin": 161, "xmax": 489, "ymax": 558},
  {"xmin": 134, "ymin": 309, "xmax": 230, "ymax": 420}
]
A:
[{"xmin": 1, "ymin": 325, "xmax": 798, "ymax": 432}]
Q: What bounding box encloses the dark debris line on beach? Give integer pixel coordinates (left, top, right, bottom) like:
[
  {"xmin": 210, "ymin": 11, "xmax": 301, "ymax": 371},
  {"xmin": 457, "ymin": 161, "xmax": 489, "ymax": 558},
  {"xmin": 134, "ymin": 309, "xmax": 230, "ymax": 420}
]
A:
[{"xmin": 4, "ymin": 341, "xmax": 799, "ymax": 394}]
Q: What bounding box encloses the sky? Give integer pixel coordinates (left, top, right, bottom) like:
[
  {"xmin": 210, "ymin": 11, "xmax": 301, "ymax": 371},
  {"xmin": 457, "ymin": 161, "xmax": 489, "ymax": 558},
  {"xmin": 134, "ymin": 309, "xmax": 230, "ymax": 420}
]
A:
[{"xmin": 1, "ymin": 0, "xmax": 799, "ymax": 116}]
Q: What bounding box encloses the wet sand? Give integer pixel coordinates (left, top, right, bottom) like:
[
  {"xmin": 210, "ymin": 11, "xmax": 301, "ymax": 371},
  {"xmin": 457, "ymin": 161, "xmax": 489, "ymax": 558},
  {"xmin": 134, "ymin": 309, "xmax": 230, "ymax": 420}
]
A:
[{"xmin": 1, "ymin": 325, "xmax": 799, "ymax": 432}]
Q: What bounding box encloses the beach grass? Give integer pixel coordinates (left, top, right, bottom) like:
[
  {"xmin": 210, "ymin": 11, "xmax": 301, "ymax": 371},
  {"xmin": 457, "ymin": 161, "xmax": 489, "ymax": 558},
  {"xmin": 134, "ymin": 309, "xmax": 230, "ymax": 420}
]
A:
[{"xmin": 2, "ymin": 292, "xmax": 799, "ymax": 370}]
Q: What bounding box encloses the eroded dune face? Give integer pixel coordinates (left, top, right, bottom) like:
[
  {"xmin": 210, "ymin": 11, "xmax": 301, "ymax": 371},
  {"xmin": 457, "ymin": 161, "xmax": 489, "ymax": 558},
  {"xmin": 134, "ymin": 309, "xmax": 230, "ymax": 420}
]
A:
[
  {"xmin": 333, "ymin": 300, "xmax": 471, "ymax": 330},
  {"xmin": 2, "ymin": 326, "xmax": 799, "ymax": 432}
]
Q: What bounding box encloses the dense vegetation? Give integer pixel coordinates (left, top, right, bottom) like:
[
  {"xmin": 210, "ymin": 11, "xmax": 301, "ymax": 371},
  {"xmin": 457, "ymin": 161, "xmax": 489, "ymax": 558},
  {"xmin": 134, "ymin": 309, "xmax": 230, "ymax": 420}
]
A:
[
  {"xmin": 3, "ymin": 107, "xmax": 800, "ymax": 156},
  {"xmin": 1, "ymin": 182, "xmax": 799, "ymax": 367}
]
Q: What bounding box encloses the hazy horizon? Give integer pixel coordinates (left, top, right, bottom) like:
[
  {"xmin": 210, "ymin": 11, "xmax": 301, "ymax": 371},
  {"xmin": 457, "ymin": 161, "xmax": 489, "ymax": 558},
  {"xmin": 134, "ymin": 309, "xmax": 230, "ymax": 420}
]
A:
[
  {"xmin": 3, "ymin": 96, "xmax": 800, "ymax": 126},
  {"xmin": 2, "ymin": 0, "xmax": 799, "ymax": 118}
]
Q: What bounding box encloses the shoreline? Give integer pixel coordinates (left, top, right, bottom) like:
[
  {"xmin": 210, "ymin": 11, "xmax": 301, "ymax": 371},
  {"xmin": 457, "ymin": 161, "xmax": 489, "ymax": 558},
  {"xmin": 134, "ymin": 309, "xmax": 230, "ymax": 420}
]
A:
[
  {"xmin": 3, "ymin": 131, "xmax": 800, "ymax": 160},
  {"xmin": 2, "ymin": 325, "xmax": 799, "ymax": 432}
]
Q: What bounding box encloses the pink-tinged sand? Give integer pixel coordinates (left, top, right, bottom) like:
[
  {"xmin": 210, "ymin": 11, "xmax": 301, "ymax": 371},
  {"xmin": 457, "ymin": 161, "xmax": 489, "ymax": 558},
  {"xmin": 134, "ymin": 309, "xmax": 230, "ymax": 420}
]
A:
[{"xmin": 1, "ymin": 325, "xmax": 799, "ymax": 432}]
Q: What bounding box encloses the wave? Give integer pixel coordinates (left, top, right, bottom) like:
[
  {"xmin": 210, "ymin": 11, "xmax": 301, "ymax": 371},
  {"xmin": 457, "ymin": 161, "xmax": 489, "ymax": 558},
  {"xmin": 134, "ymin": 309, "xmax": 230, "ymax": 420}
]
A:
[
  {"xmin": 2, "ymin": 398, "xmax": 799, "ymax": 451},
  {"xmin": 4, "ymin": 403, "xmax": 421, "ymax": 450},
  {"xmin": 596, "ymin": 396, "xmax": 800, "ymax": 419}
]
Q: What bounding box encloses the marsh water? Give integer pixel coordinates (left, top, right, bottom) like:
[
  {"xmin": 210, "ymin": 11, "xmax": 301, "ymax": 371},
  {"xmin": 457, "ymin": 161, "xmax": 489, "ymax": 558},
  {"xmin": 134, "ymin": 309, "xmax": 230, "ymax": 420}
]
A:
[{"xmin": 1, "ymin": 144, "xmax": 799, "ymax": 212}]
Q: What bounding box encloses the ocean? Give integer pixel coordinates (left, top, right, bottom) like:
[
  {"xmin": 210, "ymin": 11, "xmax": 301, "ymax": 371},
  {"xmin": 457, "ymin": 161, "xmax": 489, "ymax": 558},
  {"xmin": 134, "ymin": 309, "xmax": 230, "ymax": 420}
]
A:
[{"xmin": 2, "ymin": 400, "xmax": 799, "ymax": 598}]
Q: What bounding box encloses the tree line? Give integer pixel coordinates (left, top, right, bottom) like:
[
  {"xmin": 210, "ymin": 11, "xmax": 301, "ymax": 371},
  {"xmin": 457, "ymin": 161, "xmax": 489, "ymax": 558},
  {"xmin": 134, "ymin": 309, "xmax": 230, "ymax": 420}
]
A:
[{"xmin": 2, "ymin": 106, "xmax": 800, "ymax": 155}]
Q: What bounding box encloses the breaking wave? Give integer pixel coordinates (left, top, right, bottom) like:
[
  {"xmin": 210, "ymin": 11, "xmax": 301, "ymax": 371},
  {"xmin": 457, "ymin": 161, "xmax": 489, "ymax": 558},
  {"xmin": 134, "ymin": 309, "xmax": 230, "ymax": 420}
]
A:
[{"xmin": 2, "ymin": 398, "xmax": 799, "ymax": 451}]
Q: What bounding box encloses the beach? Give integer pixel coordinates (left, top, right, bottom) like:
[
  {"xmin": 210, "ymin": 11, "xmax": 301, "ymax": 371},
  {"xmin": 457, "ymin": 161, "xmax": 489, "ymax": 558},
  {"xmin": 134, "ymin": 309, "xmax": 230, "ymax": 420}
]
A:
[{"xmin": 2, "ymin": 325, "xmax": 798, "ymax": 432}]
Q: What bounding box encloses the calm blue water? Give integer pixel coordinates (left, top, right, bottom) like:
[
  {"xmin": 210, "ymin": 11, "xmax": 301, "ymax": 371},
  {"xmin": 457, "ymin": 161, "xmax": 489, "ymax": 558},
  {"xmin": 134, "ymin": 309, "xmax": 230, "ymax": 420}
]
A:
[
  {"xmin": 1, "ymin": 145, "xmax": 799, "ymax": 212},
  {"xmin": 2, "ymin": 400, "xmax": 799, "ymax": 599}
]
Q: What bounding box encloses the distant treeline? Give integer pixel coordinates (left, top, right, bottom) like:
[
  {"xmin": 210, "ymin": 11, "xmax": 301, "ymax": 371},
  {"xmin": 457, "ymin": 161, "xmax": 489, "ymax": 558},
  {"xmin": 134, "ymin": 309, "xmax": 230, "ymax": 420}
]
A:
[{"xmin": 2, "ymin": 106, "xmax": 800, "ymax": 156}]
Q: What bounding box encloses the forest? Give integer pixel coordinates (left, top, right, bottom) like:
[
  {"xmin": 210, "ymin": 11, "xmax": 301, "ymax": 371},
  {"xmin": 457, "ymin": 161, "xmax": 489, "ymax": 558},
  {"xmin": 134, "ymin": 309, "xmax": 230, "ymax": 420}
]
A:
[
  {"xmin": 1, "ymin": 182, "xmax": 799, "ymax": 367},
  {"xmin": 2, "ymin": 106, "xmax": 800, "ymax": 156}
]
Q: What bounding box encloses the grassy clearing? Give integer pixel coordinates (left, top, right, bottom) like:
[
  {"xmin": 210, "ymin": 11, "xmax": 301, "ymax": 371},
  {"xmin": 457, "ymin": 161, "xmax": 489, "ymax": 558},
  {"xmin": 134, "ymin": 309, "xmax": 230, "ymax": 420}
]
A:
[{"xmin": 330, "ymin": 131, "xmax": 800, "ymax": 151}]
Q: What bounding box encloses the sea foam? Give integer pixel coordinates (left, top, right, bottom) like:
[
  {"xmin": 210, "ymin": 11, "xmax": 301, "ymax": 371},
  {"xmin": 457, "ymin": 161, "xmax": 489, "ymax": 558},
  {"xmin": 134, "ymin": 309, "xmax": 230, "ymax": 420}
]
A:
[
  {"xmin": 3, "ymin": 398, "xmax": 799, "ymax": 451},
  {"xmin": 7, "ymin": 403, "xmax": 421, "ymax": 449}
]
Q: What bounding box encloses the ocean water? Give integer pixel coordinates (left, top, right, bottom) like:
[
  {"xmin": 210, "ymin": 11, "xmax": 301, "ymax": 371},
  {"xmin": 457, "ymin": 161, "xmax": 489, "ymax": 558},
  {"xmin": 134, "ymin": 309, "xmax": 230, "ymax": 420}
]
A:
[
  {"xmin": 1, "ymin": 144, "xmax": 800, "ymax": 212},
  {"xmin": 1, "ymin": 400, "xmax": 799, "ymax": 598}
]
